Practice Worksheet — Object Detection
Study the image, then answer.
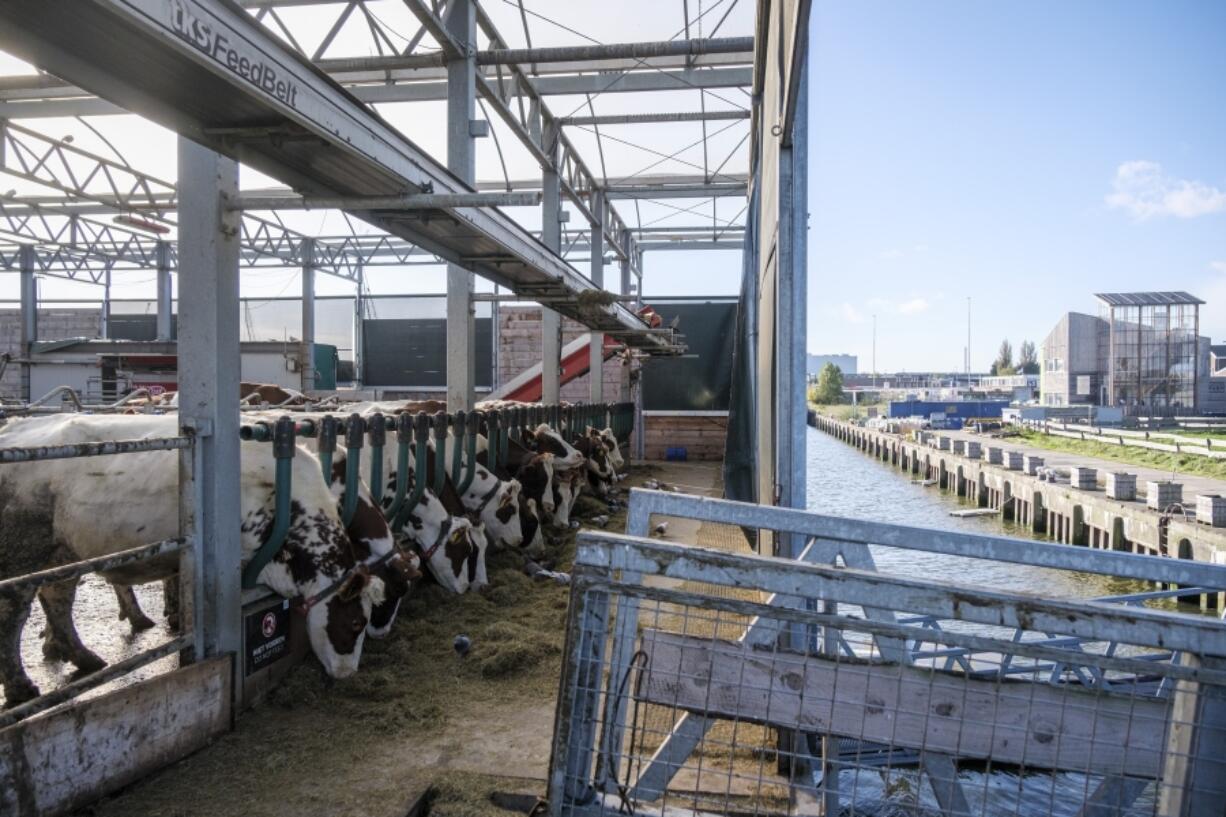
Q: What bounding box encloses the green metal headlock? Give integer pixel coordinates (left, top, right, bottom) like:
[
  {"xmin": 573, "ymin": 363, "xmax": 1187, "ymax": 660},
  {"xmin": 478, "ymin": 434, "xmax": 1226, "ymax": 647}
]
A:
[
  {"xmin": 458, "ymin": 411, "xmax": 480, "ymax": 494},
  {"xmin": 450, "ymin": 410, "xmax": 467, "ymax": 488},
  {"xmin": 342, "ymin": 414, "xmax": 364, "ymax": 526},
  {"xmin": 367, "ymin": 412, "xmax": 386, "ymax": 510},
  {"xmin": 392, "ymin": 413, "xmax": 431, "ymax": 533},
  {"xmin": 431, "ymin": 411, "xmax": 449, "ymax": 495},
  {"xmin": 242, "ymin": 416, "xmax": 296, "ymax": 589},
  {"xmin": 486, "ymin": 410, "xmax": 501, "ymax": 476},
  {"xmin": 385, "ymin": 413, "xmax": 412, "ymax": 524},
  {"xmin": 317, "ymin": 415, "xmax": 338, "ymax": 483}
]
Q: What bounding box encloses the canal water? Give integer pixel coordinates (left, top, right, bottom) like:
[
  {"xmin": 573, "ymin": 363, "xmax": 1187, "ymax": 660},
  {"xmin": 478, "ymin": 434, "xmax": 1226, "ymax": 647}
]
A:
[
  {"xmin": 806, "ymin": 425, "xmax": 1143, "ymax": 598},
  {"xmin": 805, "ymin": 425, "xmax": 1157, "ymax": 816}
]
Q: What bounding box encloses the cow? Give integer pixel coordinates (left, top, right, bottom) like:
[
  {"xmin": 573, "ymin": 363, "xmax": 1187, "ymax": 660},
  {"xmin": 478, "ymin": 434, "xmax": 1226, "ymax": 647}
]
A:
[
  {"xmin": 434, "ymin": 436, "xmax": 524, "ymax": 549},
  {"xmin": 277, "ymin": 412, "xmax": 488, "ymax": 596},
  {"xmin": 591, "ymin": 426, "xmax": 625, "ymax": 472},
  {"xmin": 0, "ymin": 414, "xmax": 387, "ymax": 707}
]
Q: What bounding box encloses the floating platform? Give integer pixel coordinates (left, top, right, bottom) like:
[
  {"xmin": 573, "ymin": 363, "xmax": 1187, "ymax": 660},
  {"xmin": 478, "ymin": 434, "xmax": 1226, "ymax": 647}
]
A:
[{"xmin": 949, "ymin": 508, "xmax": 999, "ymax": 518}]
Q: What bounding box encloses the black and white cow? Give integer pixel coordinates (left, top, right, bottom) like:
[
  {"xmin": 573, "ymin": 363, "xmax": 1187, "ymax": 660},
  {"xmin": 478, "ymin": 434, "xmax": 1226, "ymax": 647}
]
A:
[{"xmin": 0, "ymin": 414, "xmax": 387, "ymax": 706}]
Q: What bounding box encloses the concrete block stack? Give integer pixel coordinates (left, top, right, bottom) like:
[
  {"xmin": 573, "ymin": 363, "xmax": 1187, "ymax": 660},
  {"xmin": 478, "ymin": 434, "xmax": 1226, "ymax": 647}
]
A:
[
  {"xmin": 1070, "ymin": 467, "xmax": 1097, "ymax": 490},
  {"xmin": 965, "ymin": 441, "xmax": 982, "ymax": 459},
  {"xmin": 1022, "ymin": 454, "xmax": 1044, "ymax": 475},
  {"xmin": 984, "ymin": 446, "xmax": 1003, "ymax": 464},
  {"xmin": 952, "ymin": 440, "xmax": 966, "ymax": 456},
  {"xmin": 1197, "ymin": 495, "xmax": 1226, "ymax": 528},
  {"xmin": 937, "ymin": 436, "xmax": 951, "ymax": 451},
  {"xmin": 1147, "ymin": 481, "xmax": 1183, "ymax": 511},
  {"xmin": 496, "ymin": 306, "xmax": 624, "ymax": 404},
  {"xmin": 1105, "ymin": 472, "xmax": 1137, "ymax": 501},
  {"xmin": 0, "ymin": 307, "xmax": 102, "ymax": 401},
  {"xmin": 1003, "ymin": 451, "xmax": 1023, "ymax": 470}
]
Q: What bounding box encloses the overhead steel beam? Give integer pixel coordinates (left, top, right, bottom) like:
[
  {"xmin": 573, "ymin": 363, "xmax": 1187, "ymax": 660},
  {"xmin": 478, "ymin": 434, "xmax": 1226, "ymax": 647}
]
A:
[
  {"xmin": 0, "ymin": 0, "xmax": 674, "ymax": 351},
  {"xmin": 352, "ymin": 68, "xmax": 753, "ymax": 103},
  {"xmin": 560, "ymin": 110, "xmax": 750, "ymax": 127},
  {"xmin": 229, "ymin": 191, "xmax": 541, "ymax": 210},
  {"xmin": 0, "ymin": 53, "xmax": 753, "ymax": 100}
]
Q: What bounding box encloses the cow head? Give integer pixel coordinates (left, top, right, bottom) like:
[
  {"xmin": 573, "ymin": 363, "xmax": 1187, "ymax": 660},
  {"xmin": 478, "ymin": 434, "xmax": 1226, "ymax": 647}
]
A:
[
  {"xmin": 326, "ymin": 455, "xmax": 416, "ymax": 636},
  {"xmin": 416, "ymin": 516, "xmax": 489, "ymax": 594},
  {"xmin": 243, "ymin": 448, "xmax": 388, "ymax": 678},
  {"xmin": 515, "ymin": 453, "xmax": 556, "ymax": 517},
  {"xmin": 519, "ymin": 497, "xmax": 545, "ymax": 549},
  {"xmin": 366, "ymin": 546, "xmax": 422, "ymax": 637},
  {"xmin": 479, "ymin": 477, "xmax": 524, "ymax": 547},
  {"xmin": 594, "ymin": 426, "xmax": 625, "ymax": 470},
  {"xmin": 533, "ymin": 424, "xmax": 585, "ymax": 470}
]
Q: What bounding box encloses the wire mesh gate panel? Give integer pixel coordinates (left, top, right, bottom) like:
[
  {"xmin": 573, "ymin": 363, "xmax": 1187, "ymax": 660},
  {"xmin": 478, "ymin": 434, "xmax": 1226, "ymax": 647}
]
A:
[{"xmin": 547, "ymin": 493, "xmax": 1226, "ymax": 817}]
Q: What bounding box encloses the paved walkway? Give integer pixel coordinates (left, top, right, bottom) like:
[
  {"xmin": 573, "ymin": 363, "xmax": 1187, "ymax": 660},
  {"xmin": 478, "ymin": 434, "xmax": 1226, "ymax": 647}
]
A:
[{"xmin": 943, "ymin": 427, "xmax": 1226, "ymax": 501}]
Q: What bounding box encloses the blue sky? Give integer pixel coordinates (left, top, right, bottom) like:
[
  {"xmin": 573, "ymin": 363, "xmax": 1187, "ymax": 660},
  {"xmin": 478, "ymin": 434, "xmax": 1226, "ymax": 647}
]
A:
[{"xmin": 807, "ymin": 1, "xmax": 1226, "ymax": 372}]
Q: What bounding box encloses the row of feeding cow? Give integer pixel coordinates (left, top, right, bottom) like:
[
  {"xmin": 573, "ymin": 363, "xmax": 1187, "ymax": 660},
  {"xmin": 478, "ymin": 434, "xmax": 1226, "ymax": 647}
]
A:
[{"xmin": 0, "ymin": 399, "xmax": 627, "ymax": 709}]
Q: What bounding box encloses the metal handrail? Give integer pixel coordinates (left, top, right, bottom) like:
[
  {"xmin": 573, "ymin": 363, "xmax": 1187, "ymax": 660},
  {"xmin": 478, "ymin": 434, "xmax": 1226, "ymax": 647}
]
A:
[{"xmin": 0, "ymin": 435, "xmax": 191, "ymax": 463}]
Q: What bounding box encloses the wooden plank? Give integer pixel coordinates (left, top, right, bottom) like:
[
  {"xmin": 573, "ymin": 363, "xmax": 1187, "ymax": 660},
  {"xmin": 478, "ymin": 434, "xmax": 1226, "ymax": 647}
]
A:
[
  {"xmin": 0, "ymin": 656, "xmax": 232, "ymax": 817},
  {"xmin": 638, "ymin": 630, "xmax": 1169, "ymax": 779}
]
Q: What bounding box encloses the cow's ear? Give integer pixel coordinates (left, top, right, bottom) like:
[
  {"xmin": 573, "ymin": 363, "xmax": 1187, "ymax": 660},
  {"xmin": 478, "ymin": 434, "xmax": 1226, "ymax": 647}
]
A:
[
  {"xmin": 338, "ymin": 566, "xmax": 370, "ymax": 601},
  {"xmin": 450, "ymin": 526, "xmax": 466, "ymax": 544}
]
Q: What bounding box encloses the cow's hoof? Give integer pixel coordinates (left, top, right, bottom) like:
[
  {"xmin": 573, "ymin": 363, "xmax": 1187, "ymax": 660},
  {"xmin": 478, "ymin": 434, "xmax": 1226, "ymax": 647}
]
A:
[
  {"xmin": 3, "ymin": 679, "xmax": 41, "ymax": 707},
  {"xmin": 70, "ymin": 651, "xmax": 107, "ymax": 676},
  {"xmin": 127, "ymin": 613, "xmax": 156, "ymax": 633},
  {"xmin": 42, "ymin": 638, "xmax": 74, "ymax": 663}
]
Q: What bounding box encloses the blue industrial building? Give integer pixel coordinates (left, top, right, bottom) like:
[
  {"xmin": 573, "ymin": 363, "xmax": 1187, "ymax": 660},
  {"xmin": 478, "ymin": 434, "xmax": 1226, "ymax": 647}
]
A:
[{"xmin": 887, "ymin": 399, "xmax": 1010, "ymax": 427}]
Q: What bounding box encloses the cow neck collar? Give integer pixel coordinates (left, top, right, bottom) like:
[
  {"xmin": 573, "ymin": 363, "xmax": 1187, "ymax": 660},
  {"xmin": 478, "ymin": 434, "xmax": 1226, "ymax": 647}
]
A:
[
  {"xmin": 471, "ymin": 479, "xmax": 503, "ymax": 516},
  {"xmin": 293, "ymin": 548, "xmax": 396, "ymax": 616},
  {"xmin": 417, "ymin": 515, "xmax": 454, "ymax": 566}
]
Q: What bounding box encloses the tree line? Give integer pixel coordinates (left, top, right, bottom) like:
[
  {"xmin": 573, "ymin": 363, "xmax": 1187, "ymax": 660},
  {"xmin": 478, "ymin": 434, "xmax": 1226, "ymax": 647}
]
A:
[{"xmin": 991, "ymin": 339, "xmax": 1039, "ymax": 375}]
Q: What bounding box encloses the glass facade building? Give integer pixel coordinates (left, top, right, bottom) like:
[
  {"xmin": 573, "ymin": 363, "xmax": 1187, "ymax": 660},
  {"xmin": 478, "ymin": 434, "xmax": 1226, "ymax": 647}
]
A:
[{"xmin": 1097, "ymin": 292, "xmax": 1203, "ymax": 416}]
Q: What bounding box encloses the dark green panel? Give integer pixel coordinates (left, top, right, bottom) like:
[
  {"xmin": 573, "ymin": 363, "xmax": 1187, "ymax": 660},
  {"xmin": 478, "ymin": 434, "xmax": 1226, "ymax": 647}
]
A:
[
  {"xmin": 642, "ymin": 300, "xmax": 737, "ymax": 411},
  {"xmin": 362, "ymin": 318, "xmax": 492, "ymax": 388}
]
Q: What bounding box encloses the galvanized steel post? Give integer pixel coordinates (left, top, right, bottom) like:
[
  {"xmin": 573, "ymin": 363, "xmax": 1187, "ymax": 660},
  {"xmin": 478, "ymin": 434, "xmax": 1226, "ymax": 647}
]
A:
[
  {"xmin": 155, "ymin": 240, "xmax": 173, "ymax": 341},
  {"xmin": 541, "ymin": 117, "xmax": 563, "ymax": 405},
  {"xmin": 445, "ymin": 0, "xmax": 477, "ymax": 411},
  {"xmin": 175, "ymin": 139, "xmax": 242, "ymax": 686},
  {"xmin": 589, "ymin": 193, "xmax": 605, "ymax": 404},
  {"xmin": 301, "ymin": 238, "xmax": 316, "ymax": 392},
  {"xmin": 775, "ymin": 58, "xmax": 808, "ymax": 560},
  {"xmin": 18, "ymin": 243, "xmax": 36, "ymax": 401}
]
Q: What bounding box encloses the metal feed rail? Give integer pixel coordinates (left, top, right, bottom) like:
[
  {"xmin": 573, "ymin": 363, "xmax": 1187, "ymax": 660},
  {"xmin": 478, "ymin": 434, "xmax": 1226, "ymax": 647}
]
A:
[
  {"xmin": 237, "ymin": 401, "xmax": 635, "ymax": 586},
  {"xmin": 0, "ymin": 433, "xmax": 199, "ymax": 728}
]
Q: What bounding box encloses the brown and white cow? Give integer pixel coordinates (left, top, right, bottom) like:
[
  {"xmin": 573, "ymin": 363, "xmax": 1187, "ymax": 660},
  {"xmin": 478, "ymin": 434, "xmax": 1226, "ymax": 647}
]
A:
[
  {"xmin": 0, "ymin": 414, "xmax": 388, "ymax": 707},
  {"xmin": 286, "ymin": 413, "xmax": 487, "ymax": 596}
]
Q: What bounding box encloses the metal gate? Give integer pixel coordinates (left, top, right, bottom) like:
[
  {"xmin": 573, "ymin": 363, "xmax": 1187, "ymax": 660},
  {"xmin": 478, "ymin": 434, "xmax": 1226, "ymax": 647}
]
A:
[{"xmin": 548, "ymin": 490, "xmax": 1226, "ymax": 817}]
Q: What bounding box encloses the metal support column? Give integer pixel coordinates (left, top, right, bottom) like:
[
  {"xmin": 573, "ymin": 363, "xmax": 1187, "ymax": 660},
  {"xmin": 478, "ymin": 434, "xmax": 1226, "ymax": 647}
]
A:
[
  {"xmin": 18, "ymin": 244, "xmax": 36, "ymax": 401},
  {"xmin": 155, "ymin": 240, "xmax": 173, "ymax": 340},
  {"xmin": 300, "ymin": 239, "xmax": 316, "ymax": 392},
  {"xmin": 619, "ymin": 229, "xmax": 633, "ymax": 403},
  {"xmin": 775, "ymin": 59, "xmax": 808, "ymax": 558},
  {"xmin": 353, "ymin": 267, "xmax": 364, "ymax": 388},
  {"xmin": 589, "ymin": 193, "xmax": 605, "ymax": 404},
  {"xmin": 445, "ymin": 0, "xmax": 477, "ymax": 411},
  {"xmin": 176, "ymin": 138, "xmax": 242, "ymax": 687},
  {"xmin": 101, "ymin": 269, "xmax": 111, "ymax": 340},
  {"xmin": 541, "ymin": 118, "xmax": 563, "ymax": 405},
  {"xmin": 633, "ymin": 248, "xmax": 646, "ymax": 461}
]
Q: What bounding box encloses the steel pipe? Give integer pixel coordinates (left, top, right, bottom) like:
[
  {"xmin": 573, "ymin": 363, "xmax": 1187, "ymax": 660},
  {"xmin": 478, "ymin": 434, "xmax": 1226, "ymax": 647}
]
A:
[
  {"xmin": 0, "ymin": 435, "xmax": 191, "ymax": 463},
  {"xmin": 0, "ymin": 537, "xmax": 189, "ymax": 595},
  {"xmin": 560, "ymin": 110, "xmax": 750, "ymax": 127},
  {"xmin": 0, "ymin": 635, "xmax": 193, "ymax": 730}
]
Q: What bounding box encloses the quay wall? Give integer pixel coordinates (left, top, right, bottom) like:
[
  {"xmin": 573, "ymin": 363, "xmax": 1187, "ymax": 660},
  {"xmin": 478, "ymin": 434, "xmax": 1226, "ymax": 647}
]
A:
[{"xmin": 811, "ymin": 415, "xmax": 1226, "ymax": 573}]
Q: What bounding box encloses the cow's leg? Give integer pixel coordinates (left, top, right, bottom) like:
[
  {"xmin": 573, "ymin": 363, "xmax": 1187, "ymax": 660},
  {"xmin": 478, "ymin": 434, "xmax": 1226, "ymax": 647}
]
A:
[
  {"xmin": 0, "ymin": 586, "xmax": 40, "ymax": 707},
  {"xmin": 37, "ymin": 579, "xmax": 106, "ymax": 675},
  {"xmin": 162, "ymin": 577, "xmax": 181, "ymax": 632},
  {"xmin": 113, "ymin": 584, "xmax": 156, "ymax": 632}
]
